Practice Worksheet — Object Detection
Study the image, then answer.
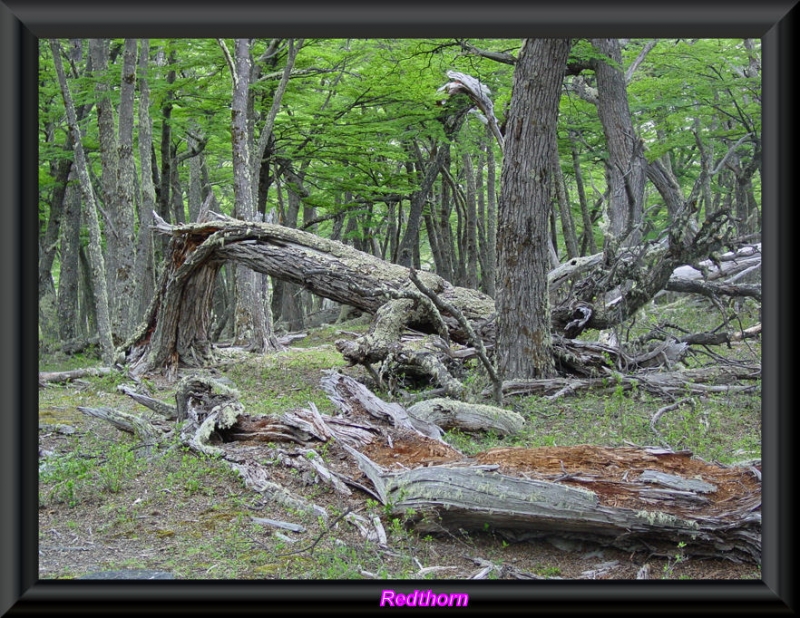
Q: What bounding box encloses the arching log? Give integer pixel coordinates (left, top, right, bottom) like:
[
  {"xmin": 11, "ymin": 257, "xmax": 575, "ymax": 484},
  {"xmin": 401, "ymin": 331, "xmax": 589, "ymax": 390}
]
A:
[
  {"xmin": 123, "ymin": 213, "xmax": 759, "ymax": 386},
  {"xmin": 123, "ymin": 214, "xmax": 495, "ymax": 378}
]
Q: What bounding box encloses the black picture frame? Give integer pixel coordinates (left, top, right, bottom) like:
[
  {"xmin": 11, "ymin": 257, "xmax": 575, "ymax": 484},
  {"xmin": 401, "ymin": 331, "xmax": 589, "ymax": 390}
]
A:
[{"xmin": 2, "ymin": 1, "xmax": 795, "ymax": 614}]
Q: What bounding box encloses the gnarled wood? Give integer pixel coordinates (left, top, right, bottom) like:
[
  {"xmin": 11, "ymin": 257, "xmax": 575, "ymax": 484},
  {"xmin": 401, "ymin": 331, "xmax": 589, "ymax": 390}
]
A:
[{"xmin": 124, "ymin": 215, "xmax": 759, "ymax": 401}]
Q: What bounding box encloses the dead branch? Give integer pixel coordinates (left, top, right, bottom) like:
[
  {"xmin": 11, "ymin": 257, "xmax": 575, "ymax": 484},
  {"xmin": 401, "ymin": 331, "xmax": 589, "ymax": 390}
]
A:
[
  {"xmin": 409, "ymin": 268, "xmax": 502, "ymax": 405},
  {"xmin": 39, "ymin": 367, "xmax": 116, "ymax": 385}
]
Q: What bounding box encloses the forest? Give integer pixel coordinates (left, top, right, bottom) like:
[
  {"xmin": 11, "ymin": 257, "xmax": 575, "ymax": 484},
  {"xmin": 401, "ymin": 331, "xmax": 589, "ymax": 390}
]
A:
[{"xmin": 37, "ymin": 38, "xmax": 763, "ymax": 581}]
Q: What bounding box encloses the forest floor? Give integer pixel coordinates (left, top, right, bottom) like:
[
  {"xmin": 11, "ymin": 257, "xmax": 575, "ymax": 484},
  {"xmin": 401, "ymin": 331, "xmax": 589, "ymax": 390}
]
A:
[{"xmin": 38, "ymin": 301, "xmax": 763, "ymax": 583}]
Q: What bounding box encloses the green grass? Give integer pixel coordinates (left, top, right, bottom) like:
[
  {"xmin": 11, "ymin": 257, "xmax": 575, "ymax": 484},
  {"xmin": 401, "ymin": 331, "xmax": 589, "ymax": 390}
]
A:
[{"xmin": 219, "ymin": 345, "xmax": 348, "ymax": 416}]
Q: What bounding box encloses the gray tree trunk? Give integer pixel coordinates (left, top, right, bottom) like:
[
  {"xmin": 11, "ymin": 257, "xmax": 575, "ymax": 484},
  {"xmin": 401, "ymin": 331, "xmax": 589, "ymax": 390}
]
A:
[
  {"xmin": 484, "ymin": 131, "xmax": 497, "ymax": 297},
  {"xmin": 57, "ymin": 176, "xmax": 82, "ymax": 342},
  {"xmin": 50, "ymin": 39, "xmax": 115, "ymax": 364},
  {"xmin": 133, "ymin": 39, "xmax": 156, "ymax": 324},
  {"xmin": 224, "ymin": 38, "xmax": 279, "ymax": 352},
  {"xmin": 496, "ymin": 38, "xmax": 571, "ymax": 380},
  {"xmin": 114, "ymin": 38, "xmax": 139, "ymax": 339},
  {"xmin": 89, "ymin": 40, "xmax": 122, "ymax": 336},
  {"xmin": 591, "ymin": 39, "xmax": 648, "ymax": 246},
  {"xmin": 462, "ymin": 153, "xmax": 479, "ymax": 290},
  {"xmin": 554, "ymin": 158, "xmax": 579, "ymax": 259},
  {"xmin": 569, "ymin": 130, "xmax": 597, "ymax": 255},
  {"xmin": 38, "ymin": 154, "xmax": 70, "ymax": 345}
]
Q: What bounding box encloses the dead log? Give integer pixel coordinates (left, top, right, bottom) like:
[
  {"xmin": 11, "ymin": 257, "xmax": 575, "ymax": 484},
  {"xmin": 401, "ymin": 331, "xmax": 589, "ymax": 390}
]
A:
[
  {"xmin": 494, "ymin": 364, "xmax": 760, "ymax": 400},
  {"xmin": 368, "ymin": 447, "xmax": 760, "ymax": 563},
  {"xmin": 123, "ymin": 216, "xmax": 495, "ymax": 379},
  {"xmin": 319, "ymin": 376, "xmax": 760, "ymax": 563},
  {"xmin": 123, "ymin": 214, "xmax": 758, "ymax": 397},
  {"xmin": 83, "ymin": 370, "xmax": 759, "ymax": 563},
  {"xmin": 39, "ymin": 367, "xmax": 115, "ymax": 385},
  {"xmin": 406, "ymin": 399, "xmax": 525, "ymax": 436}
]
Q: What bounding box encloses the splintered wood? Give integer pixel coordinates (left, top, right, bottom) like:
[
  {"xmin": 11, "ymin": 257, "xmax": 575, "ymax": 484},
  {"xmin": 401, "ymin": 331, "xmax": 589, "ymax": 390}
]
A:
[{"xmin": 106, "ymin": 370, "xmax": 760, "ymax": 564}]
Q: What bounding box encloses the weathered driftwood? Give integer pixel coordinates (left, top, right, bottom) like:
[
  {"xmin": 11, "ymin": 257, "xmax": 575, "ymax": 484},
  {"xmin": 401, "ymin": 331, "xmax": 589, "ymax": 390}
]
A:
[{"xmin": 86, "ymin": 371, "xmax": 759, "ymax": 563}]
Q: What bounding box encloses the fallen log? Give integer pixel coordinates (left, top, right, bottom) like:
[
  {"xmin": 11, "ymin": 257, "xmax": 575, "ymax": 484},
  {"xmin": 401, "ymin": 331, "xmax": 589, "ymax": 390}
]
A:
[
  {"xmin": 85, "ymin": 370, "xmax": 759, "ymax": 563},
  {"xmin": 406, "ymin": 399, "xmax": 525, "ymax": 436},
  {"xmin": 321, "ymin": 374, "xmax": 760, "ymax": 563},
  {"xmin": 123, "ymin": 214, "xmax": 757, "ymax": 390},
  {"xmin": 39, "ymin": 367, "xmax": 116, "ymax": 386},
  {"xmin": 493, "ymin": 364, "xmax": 761, "ymax": 400},
  {"xmin": 368, "ymin": 447, "xmax": 760, "ymax": 563}
]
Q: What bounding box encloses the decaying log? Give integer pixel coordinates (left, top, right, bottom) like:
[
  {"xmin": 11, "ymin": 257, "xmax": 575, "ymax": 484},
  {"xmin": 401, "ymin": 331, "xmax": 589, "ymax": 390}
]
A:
[
  {"xmin": 494, "ymin": 364, "xmax": 760, "ymax": 400},
  {"xmin": 407, "ymin": 399, "xmax": 524, "ymax": 436},
  {"xmin": 85, "ymin": 370, "xmax": 759, "ymax": 563},
  {"xmin": 367, "ymin": 448, "xmax": 760, "ymax": 563},
  {"xmin": 320, "ymin": 375, "xmax": 759, "ymax": 562}
]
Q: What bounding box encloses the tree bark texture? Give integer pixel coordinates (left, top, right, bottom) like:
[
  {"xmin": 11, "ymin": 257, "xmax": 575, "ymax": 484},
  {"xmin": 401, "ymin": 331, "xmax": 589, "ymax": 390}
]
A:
[
  {"xmin": 496, "ymin": 38, "xmax": 571, "ymax": 381},
  {"xmin": 591, "ymin": 39, "xmax": 648, "ymax": 246},
  {"xmin": 124, "ymin": 217, "xmax": 496, "ymax": 377}
]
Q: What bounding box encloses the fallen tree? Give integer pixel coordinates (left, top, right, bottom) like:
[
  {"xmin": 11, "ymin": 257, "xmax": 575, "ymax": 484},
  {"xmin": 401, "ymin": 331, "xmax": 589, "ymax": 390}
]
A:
[
  {"xmin": 82, "ymin": 371, "xmax": 760, "ymax": 564},
  {"xmin": 121, "ymin": 211, "xmax": 759, "ymax": 398}
]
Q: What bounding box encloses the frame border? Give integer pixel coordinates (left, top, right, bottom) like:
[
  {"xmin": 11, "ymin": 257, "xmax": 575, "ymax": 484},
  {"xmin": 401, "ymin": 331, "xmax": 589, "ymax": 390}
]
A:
[{"xmin": 2, "ymin": 1, "xmax": 795, "ymax": 614}]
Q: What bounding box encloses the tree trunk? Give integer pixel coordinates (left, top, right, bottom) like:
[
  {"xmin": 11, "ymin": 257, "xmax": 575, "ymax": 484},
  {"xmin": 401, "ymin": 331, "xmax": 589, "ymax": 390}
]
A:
[
  {"xmin": 57, "ymin": 177, "xmax": 82, "ymax": 342},
  {"xmin": 496, "ymin": 38, "xmax": 571, "ymax": 380},
  {"xmin": 483, "ymin": 131, "xmax": 497, "ymax": 297},
  {"xmin": 38, "ymin": 154, "xmax": 70, "ymax": 346},
  {"xmin": 133, "ymin": 38, "xmax": 156, "ymax": 324},
  {"xmin": 462, "ymin": 153, "xmax": 479, "ymax": 289},
  {"xmin": 114, "ymin": 38, "xmax": 139, "ymax": 340},
  {"xmin": 225, "ymin": 38, "xmax": 280, "ymax": 352},
  {"xmin": 50, "ymin": 39, "xmax": 116, "ymax": 365},
  {"xmin": 555, "ymin": 158, "xmax": 580, "ymax": 259},
  {"xmin": 89, "ymin": 39, "xmax": 120, "ymax": 306},
  {"xmin": 570, "ymin": 131, "xmax": 597, "ymax": 255},
  {"xmin": 591, "ymin": 39, "xmax": 648, "ymax": 246}
]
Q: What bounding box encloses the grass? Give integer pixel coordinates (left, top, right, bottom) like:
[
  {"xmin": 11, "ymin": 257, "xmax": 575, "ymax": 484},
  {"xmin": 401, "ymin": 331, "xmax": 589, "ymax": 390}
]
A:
[
  {"xmin": 497, "ymin": 387, "xmax": 761, "ymax": 465},
  {"xmin": 218, "ymin": 344, "xmax": 349, "ymax": 416}
]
